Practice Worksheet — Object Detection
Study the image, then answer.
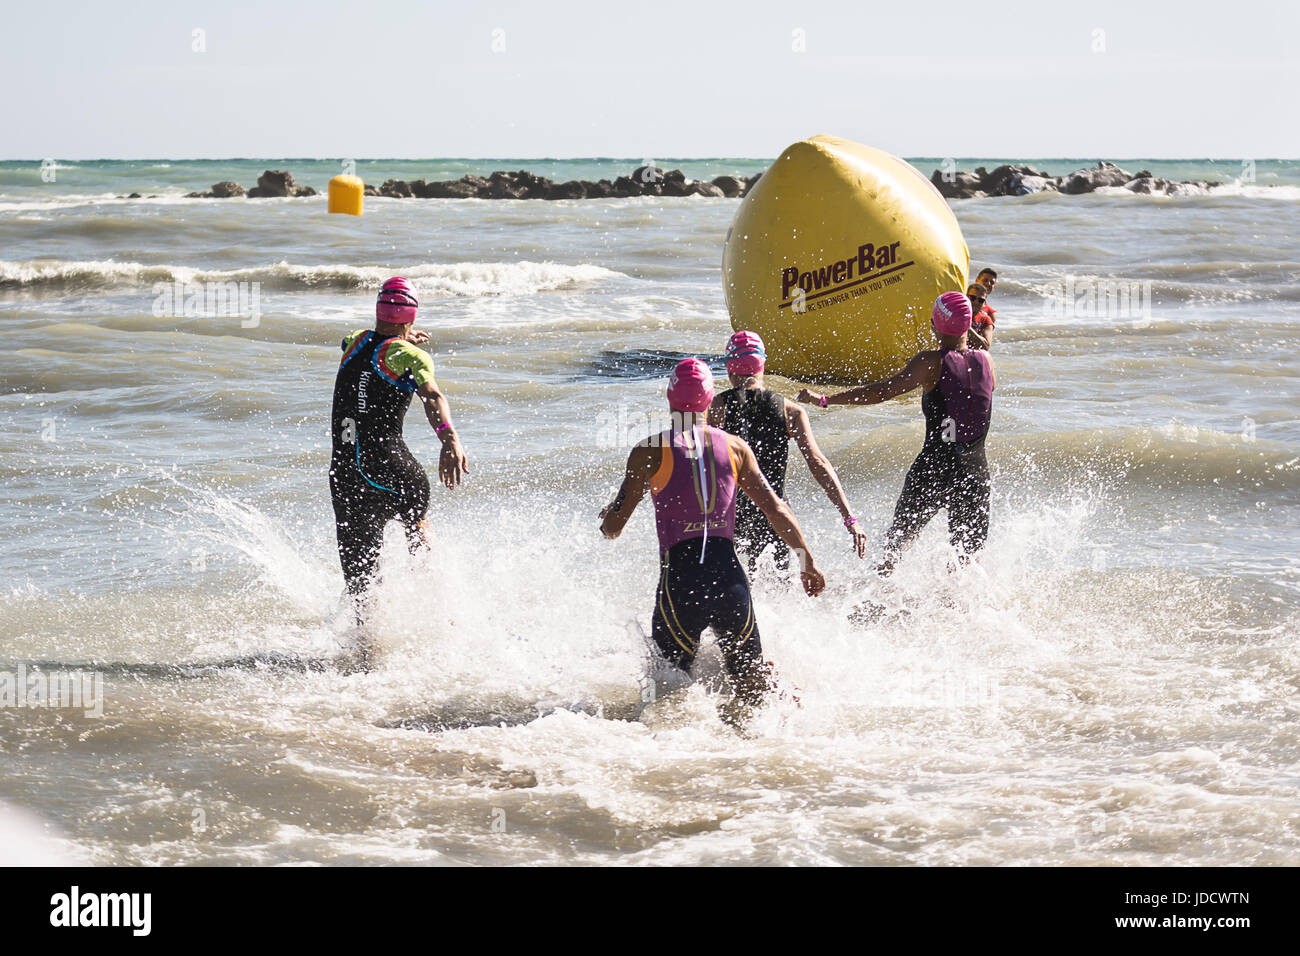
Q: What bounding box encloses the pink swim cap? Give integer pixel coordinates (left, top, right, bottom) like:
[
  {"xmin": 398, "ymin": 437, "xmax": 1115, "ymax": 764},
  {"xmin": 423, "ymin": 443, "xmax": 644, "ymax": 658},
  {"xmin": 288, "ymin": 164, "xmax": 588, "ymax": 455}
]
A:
[
  {"xmin": 724, "ymin": 330, "xmax": 766, "ymax": 377},
  {"xmin": 376, "ymin": 276, "xmax": 418, "ymax": 325},
  {"xmin": 667, "ymin": 358, "xmax": 714, "ymax": 412},
  {"xmin": 931, "ymin": 291, "xmax": 973, "ymax": 336}
]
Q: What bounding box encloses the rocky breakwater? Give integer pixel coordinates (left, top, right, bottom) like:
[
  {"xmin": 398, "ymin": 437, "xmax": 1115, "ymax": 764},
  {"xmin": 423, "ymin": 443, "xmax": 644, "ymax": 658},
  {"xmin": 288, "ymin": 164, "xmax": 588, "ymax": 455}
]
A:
[
  {"xmin": 185, "ymin": 170, "xmax": 317, "ymax": 198},
  {"xmin": 930, "ymin": 161, "xmax": 1222, "ymax": 198},
  {"xmin": 183, "ymin": 166, "xmax": 759, "ymax": 200},
  {"xmin": 364, "ymin": 166, "xmax": 760, "ymax": 200}
]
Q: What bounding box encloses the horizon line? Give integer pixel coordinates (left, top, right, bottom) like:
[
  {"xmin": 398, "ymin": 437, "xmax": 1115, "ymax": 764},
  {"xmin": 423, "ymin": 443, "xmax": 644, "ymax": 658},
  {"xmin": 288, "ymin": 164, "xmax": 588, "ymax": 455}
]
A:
[{"xmin": 4, "ymin": 155, "xmax": 1296, "ymax": 164}]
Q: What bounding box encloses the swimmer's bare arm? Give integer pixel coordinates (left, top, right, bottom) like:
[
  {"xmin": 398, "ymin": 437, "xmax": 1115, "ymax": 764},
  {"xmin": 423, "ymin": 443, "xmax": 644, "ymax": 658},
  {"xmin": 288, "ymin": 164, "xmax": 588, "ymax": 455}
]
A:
[
  {"xmin": 417, "ymin": 381, "xmax": 469, "ymax": 489},
  {"xmin": 797, "ymin": 352, "xmax": 940, "ymax": 407},
  {"xmin": 730, "ymin": 435, "xmax": 826, "ymax": 597},
  {"xmin": 968, "ymin": 326, "xmax": 990, "ymax": 350},
  {"xmin": 599, "ymin": 443, "xmax": 657, "ymax": 539},
  {"xmin": 783, "ymin": 400, "xmax": 867, "ymax": 559}
]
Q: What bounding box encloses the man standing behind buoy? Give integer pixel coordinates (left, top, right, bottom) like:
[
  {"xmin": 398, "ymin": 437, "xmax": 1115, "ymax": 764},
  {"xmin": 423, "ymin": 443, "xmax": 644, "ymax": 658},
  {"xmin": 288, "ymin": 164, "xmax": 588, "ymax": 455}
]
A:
[
  {"xmin": 329, "ymin": 277, "xmax": 469, "ymax": 669},
  {"xmin": 709, "ymin": 331, "xmax": 868, "ymax": 569},
  {"xmin": 971, "ymin": 268, "xmax": 999, "ymax": 347},
  {"xmin": 599, "ymin": 359, "xmax": 825, "ymax": 720},
  {"xmin": 797, "ymin": 293, "xmax": 995, "ymax": 575},
  {"xmin": 965, "ymin": 283, "xmax": 992, "ymax": 350}
]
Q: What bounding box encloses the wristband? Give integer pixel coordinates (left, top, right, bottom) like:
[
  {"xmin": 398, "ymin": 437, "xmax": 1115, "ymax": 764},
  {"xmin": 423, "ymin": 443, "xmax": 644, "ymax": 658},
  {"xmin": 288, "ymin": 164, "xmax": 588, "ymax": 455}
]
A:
[
  {"xmin": 818, "ymin": 394, "xmax": 829, "ymax": 408},
  {"xmin": 436, "ymin": 421, "xmax": 453, "ymax": 436},
  {"xmin": 844, "ymin": 515, "xmax": 857, "ymax": 529}
]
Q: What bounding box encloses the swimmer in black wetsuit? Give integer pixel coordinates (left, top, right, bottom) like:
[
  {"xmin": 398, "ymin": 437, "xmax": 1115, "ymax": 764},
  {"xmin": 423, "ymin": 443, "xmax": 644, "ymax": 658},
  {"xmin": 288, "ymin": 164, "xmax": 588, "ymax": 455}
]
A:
[
  {"xmin": 329, "ymin": 277, "xmax": 469, "ymax": 666},
  {"xmin": 709, "ymin": 330, "xmax": 868, "ymax": 570},
  {"xmin": 600, "ymin": 359, "xmax": 825, "ymax": 720},
  {"xmin": 798, "ymin": 291, "xmax": 996, "ymax": 575}
]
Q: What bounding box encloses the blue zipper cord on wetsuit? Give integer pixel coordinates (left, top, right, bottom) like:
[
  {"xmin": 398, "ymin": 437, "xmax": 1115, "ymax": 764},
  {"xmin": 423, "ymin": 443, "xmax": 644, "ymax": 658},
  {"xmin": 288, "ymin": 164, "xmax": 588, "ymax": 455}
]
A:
[{"xmin": 354, "ymin": 435, "xmax": 398, "ymax": 493}]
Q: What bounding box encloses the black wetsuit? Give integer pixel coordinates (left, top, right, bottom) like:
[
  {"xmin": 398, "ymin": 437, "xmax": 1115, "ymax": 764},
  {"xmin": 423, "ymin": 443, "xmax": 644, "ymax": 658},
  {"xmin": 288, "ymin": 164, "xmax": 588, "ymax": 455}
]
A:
[
  {"xmin": 716, "ymin": 387, "xmax": 790, "ymax": 568},
  {"xmin": 885, "ymin": 349, "xmax": 994, "ymax": 559},
  {"xmin": 650, "ymin": 538, "xmax": 767, "ymax": 704},
  {"xmin": 646, "ymin": 425, "xmax": 769, "ymax": 704},
  {"xmin": 329, "ymin": 331, "xmax": 431, "ymax": 597}
]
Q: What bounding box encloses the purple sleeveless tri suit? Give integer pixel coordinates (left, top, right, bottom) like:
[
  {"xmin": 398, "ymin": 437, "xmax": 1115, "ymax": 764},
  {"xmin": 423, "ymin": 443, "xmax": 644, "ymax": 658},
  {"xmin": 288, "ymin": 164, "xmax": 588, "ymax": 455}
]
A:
[
  {"xmin": 645, "ymin": 425, "xmax": 768, "ymax": 703},
  {"xmin": 885, "ymin": 349, "xmax": 995, "ymax": 558}
]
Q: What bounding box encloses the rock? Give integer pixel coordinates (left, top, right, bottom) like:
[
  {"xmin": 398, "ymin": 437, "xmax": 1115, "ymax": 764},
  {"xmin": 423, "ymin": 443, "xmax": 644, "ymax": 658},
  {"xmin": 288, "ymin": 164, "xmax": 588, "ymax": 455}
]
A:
[
  {"xmin": 211, "ymin": 181, "xmax": 247, "ymax": 198},
  {"xmin": 630, "ymin": 165, "xmax": 665, "ymax": 187},
  {"xmin": 610, "ymin": 176, "xmax": 643, "ymax": 197},
  {"xmin": 247, "ymin": 169, "xmax": 296, "ymax": 198},
  {"xmin": 184, "ymin": 191, "xmax": 208, "ymax": 198},
  {"xmin": 293, "ymin": 186, "xmax": 317, "ymax": 197},
  {"xmin": 1122, "ymin": 175, "xmax": 1215, "ymax": 196},
  {"xmin": 378, "ymin": 179, "xmax": 415, "ymax": 198},
  {"xmin": 1010, "ymin": 175, "xmax": 1057, "ymax": 195},
  {"xmin": 981, "ymin": 164, "xmax": 1053, "ymax": 196},
  {"xmin": 491, "ymin": 170, "xmax": 553, "ymax": 199},
  {"xmin": 1123, "ymin": 176, "xmax": 1168, "ymax": 194},
  {"xmin": 663, "ymin": 169, "xmax": 687, "ymax": 186},
  {"xmin": 740, "ymin": 172, "xmax": 761, "ymax": 197},
  {"xmin": 1166, "ymin": 180, "xmax": 1217, "ymax": 197},
  {"xmin": 127, "ymin": 192, "xmax": 142, "ymax": 199},
  {"xmin": 363, "ymin": 184, "xmax": 380, "ymax": 196},
  {"xmin": 487, "ymin": 172, "xmax": 530, "ymax": 199},
  {"xmin": 660, "ymin": 178, "xmax": 690, "ymax": 197},
  {"xmin": 424, "ymin": 180, "xmax": 479, "ymax": 198},
  {"xmin": 584, "ymin": 179, "xmax": 614, "ymax": 198},
  {"xmin": 711, "ymin": 175, "xmax": 745, "ymax": 198},
  {"xmin": 1060, "ymin": 161, "xmax": 1132, "ymax": 194},
  {"xmin": 931, "ymin": 169, "xmax": 984, "ymax": 199},
  {"xmin": 544, "ymin": 180, "xmax": 587, "ymax": 200},
  {"xmin": 522, "ymin": 174, "xmax": 556, "ymax": 199},
  {"xmin": 685, "ymin": 181, "xmax": 725, "ymax": 197}
]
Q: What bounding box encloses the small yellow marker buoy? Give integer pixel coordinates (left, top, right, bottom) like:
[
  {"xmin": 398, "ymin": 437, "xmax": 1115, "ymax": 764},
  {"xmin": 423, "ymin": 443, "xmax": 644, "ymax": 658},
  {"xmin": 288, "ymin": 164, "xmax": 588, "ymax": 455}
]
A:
[{"xmin": 328, "ymin": 174, "xmax": 364, "ymax": 216}]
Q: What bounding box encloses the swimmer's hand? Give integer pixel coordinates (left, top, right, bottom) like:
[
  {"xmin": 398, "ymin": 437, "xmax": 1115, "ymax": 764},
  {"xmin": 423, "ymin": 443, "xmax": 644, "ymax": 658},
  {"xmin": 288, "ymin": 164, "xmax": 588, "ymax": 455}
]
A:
[
  {"xmin": 797, "ymin": 388, "xmax": 824, "ymax": 406},
  {"xmin": 848, "ymin": 525, "xmax": 868, "ymax": 559},
  {"xmin": 439, "ymin": 436, "xmax": 468, "ymax": 489},
  {"xmin": 408, "ymin": 329, "xmax": 431, "ymax": 346},
  {"xmin": 598, "ymin": 502, "xmax": 621, "ymax": 538},
  {"xmin": 800, "ymin": 562, "xmax": 826, "ymax": 597}
]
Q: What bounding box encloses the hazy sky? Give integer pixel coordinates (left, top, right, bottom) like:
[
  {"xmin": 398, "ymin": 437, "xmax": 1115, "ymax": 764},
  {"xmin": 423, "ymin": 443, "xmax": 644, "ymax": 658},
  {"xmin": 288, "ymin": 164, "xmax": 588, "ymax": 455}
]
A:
[{"xmin": 5, "ymin": 0, "xmax": 1297, "ymax": 158}]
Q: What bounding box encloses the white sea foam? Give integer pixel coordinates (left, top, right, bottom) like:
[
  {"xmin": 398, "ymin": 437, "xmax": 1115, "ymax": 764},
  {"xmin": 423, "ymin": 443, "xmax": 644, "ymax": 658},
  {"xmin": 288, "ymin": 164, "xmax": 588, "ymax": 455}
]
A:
[{"xmin": 0, "ymin": 258, "xmax": 623, "ymax": 296}]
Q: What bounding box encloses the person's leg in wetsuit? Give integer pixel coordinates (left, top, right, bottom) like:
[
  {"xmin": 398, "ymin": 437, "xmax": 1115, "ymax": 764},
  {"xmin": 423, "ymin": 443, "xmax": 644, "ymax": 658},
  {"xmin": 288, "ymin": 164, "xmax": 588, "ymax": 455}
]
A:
[
  {"xmin": 879, "ymin": 451, "xmax": 949, "ymax": 572},
  {"xmin": 328, "ymin": 449, "xmax": 430, "ymax": 668},
  {"xmin": 649, "ymin": 539, "xmax": 772, "ymax": 713},
  {"xmin": 946, "ymin": 448, "xmax": 990, "ymax": 560},
  {"xmin": 882, "ymin": 446, "xmax": 990, "ymax": 572}
]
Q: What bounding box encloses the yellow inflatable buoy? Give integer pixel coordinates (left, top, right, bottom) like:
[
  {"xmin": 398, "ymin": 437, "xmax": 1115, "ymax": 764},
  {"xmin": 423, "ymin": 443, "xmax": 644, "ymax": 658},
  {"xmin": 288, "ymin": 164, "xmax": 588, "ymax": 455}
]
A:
[
  {"xmin": 328, "ymin": 174, "xmax": 364, "ymax": 216},
  {"xmin": 722, "ymin": 135, "xmax": 969, "ymax": 381}
]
